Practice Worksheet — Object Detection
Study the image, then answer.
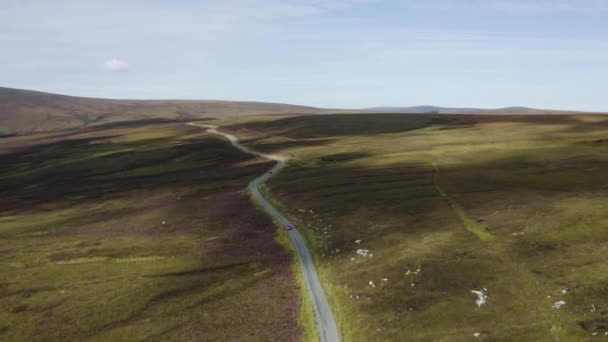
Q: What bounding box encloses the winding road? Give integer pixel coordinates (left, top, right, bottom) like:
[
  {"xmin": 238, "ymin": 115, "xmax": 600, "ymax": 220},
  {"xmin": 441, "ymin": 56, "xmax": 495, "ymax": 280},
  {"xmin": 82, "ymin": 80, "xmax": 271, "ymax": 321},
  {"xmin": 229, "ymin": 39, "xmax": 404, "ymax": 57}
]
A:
[{"xmin": 188, "ymin": 123, "xmax": 340, "ymax": 342}]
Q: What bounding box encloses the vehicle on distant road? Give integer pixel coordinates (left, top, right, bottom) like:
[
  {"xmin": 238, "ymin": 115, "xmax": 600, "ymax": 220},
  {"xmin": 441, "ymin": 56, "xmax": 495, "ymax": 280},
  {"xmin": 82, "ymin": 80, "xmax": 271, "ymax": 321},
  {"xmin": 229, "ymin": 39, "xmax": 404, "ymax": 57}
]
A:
[{"xmin": 286, "ymin": 225, "xmax": 293, "ymax": 230}]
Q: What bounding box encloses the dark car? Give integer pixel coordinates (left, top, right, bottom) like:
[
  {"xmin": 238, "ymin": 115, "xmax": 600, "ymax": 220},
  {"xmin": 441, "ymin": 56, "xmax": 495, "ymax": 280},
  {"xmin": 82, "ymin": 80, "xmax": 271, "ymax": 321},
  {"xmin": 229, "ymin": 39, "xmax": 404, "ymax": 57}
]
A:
[{"xmin": 286, "ymin": 225, "xmax": 293, "ymax": 230}]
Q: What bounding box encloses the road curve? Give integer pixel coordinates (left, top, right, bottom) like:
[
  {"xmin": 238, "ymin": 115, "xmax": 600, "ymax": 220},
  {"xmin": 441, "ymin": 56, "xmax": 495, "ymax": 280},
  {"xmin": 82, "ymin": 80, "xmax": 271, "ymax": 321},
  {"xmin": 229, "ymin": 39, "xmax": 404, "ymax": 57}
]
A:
[{"xmin": 188, "ymin": 123, "xmax": 340, "ymax": 342}]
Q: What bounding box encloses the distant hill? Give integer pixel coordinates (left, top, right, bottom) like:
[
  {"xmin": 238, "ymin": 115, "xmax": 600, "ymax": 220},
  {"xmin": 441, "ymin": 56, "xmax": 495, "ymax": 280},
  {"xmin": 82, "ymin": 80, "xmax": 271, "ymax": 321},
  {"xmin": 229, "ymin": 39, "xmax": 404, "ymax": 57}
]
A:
[
  {"xmin": 365, "ymin": 106, "xmax": 483, "ymax": 113},
  {"xmin": 2, "ymin": 87, "xmax": 604, "ymax": 134},
  {"xmin": 0, "ymin": 87, "xmax": 323, "ymax": 133},
  {"xmin": 363, "ymin": 105, "xmax": 585, "ymax": 114}
]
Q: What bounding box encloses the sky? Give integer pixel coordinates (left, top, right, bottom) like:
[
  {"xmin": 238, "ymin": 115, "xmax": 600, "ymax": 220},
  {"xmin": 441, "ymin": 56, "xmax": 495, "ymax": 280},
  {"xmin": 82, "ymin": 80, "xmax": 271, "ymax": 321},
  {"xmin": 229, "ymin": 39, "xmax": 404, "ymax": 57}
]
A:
[{"xmin": 1, "ymin": 0, "xmax": 608, "ymax": 111}]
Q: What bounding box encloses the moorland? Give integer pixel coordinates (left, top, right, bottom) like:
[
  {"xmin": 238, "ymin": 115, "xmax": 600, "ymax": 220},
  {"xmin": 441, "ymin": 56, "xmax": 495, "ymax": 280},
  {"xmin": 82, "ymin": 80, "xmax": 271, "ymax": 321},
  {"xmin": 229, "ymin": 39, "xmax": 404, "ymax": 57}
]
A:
[
  {"xmin": 224, "ymin": 113, "xmax": 608, "ymax": 341},
  {"xmin": 3, "ymin": 87, "xmax": 608, "ymax": 341},
  {"xmin": 0, "ymin": 120, "xmax": 313, "ymax": 341}
]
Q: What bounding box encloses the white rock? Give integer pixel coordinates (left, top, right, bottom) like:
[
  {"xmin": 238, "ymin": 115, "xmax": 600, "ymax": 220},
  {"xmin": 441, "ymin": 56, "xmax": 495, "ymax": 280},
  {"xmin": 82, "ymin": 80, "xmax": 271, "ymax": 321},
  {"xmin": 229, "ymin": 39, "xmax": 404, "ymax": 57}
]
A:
[
  {"xmin": 162, "ymin": 221, "xmax": 166, "ymax": 225},
  {"xmin": 561, "ymin": 288, "xmax": 568, "ymax": 295},
  {"xmin": 552, "ymin": 300, "xmax": 566, "ymax": 309},
  {"xmin": 355, "ymin": 239, "xmax": 362, "ymax": 244},
  {"xmin": 369, "ymin": 281, "xmax": 375, "ymax": 288},
  {"xmin": 471, "ymin": 290, "xmax": 488, "ymax": 307},
  {"xmin": 381, "ymin": 278, "xmax": 388, "ymax": 282},
  {"xmin": 473, "ymin": 332, "xmax": 481, "ymax": 338},
  {"xmin": 356, "ymin": 249, "xmax": 371, "ymax": 257}
]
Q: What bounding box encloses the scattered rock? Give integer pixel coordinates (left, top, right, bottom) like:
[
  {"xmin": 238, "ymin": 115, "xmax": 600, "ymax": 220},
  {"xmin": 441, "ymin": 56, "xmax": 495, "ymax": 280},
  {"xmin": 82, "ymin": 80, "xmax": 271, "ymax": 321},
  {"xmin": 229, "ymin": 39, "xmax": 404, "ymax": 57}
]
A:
[
  {"xmin": 471, "ymin": 289, "xmax": 488, "ymax": 307},
  {"xmin": 405, "ymin": 265, "xmax": 421, "ymax": 276},
  {"xmin": 356, "ymin": 249, "xmax": 371, "ymax": 257},
  {"xmin": 552, "ymin": 300, "xmax": 566, "ymax": 309},
  {"xmin": 381, "ymin": 278, "xmax": 388, "ymax": 282},
  {"xmin": 473, "ymin": 332, "xmax": 481, "ymax": 338},
  {"xmin": 369, "ymin": 281, "xmax": 375, "ymax": 288},
  {"xmin": 561, "ymin": 288, "xmax": 568, "ymax": 295},
  {"xmin": 355, "ymin": 239, "xmax": 362, "ymax": 245},
  {"xmin": 162, "ymin": 221, "xmax": 166, "ymax": 225}
]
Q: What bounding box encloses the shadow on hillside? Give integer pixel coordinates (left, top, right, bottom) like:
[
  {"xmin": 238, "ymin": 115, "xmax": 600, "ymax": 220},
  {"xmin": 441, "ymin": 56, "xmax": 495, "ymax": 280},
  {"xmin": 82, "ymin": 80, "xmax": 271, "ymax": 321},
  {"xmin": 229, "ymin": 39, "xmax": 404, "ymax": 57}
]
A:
[
  {"xmin": 262, "ymin": 123, "xmax": 608, "ymax": 254},
  {"xmin": 230, "ymin": 113, "xmax": 608, "ymax": 140},
  {"xmin": 228, "ymin": 113, "xmax": 434, "ymax": 139},
  {"xmin": 0, "ymin": 133, "xmax": 272, "ymax": 214}
]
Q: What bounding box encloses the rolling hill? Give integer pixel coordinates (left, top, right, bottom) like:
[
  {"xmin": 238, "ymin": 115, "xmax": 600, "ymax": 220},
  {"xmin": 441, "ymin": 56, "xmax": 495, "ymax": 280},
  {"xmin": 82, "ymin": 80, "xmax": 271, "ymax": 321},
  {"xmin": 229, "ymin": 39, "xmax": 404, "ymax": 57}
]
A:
[
  {"xmin": 0, "ymin": 87, "xmax": 323, "ymax": 133},
  {"xmin": 363, "ymin": 105, "xmax": 594, "ymax": 115},
  {"xmin": 2, "ymin": 87, "xmax": 604, "ymax": 134}
]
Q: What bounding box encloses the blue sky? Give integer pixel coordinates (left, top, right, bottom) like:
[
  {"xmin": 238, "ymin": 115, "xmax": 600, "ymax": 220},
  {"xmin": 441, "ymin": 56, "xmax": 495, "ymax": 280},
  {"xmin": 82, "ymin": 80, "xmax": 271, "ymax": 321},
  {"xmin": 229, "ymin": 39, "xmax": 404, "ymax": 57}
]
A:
[{"xmin": 1, "ymin": 0, "xmax": 607, "ymax": 110}]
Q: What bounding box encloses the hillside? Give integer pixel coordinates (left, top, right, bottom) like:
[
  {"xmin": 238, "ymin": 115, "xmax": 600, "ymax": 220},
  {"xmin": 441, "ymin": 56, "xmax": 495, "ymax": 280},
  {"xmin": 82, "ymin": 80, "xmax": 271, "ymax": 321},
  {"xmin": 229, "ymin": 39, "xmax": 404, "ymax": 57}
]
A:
[
  {"xmin": 0, "ymin": 87, "xmax": 322, "ymax": 133},
  {"xmin": 364, "ymin": 105, "xmax": 596, "ymax": 115},
  {"xmin": 3, "ymin": 87, "xmax": 605, "ymax": 134},
  {"xmin": 226, "ymin": 112, "xmax": 608, "ymax": 341}
]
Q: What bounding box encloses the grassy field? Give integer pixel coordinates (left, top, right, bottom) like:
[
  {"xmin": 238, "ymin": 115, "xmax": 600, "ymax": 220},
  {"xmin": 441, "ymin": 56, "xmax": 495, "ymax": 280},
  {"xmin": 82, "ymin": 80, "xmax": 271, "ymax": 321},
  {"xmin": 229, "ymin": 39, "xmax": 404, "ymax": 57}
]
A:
[
  {"xmin": 0, "ymin": 121, "xmax": 308, "ymax": 341},
  {"xmin": 227, "ymin": 113, "xmax": 608, "ymax": 341}
]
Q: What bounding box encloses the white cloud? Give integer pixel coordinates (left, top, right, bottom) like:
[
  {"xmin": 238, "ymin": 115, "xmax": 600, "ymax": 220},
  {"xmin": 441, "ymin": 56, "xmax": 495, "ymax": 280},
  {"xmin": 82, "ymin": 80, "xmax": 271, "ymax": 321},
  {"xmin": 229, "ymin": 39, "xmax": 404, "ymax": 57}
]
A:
[{"xmin": 103, "ymin": 58, "xmax": 128, "ymax": 72}]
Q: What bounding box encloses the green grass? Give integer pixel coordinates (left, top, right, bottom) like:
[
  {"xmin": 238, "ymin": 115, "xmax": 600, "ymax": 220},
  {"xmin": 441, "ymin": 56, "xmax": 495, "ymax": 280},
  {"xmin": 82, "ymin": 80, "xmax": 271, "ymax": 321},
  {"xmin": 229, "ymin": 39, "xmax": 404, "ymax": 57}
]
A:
[
  {"xmin": 0, "ymin": 123, "xmax": 303, "ymax": 341},
  {"xmin": 227, "ymin": 113, "xmax": 608, "ymax": 341},
  {"xmin": 275, "ymin": 225, "xmax": 319, "ymax": 342},
  {"xmin": 75, "ymin": 114, "xmax": 98, "ymax": 126},
  {"xmin": 432, "ymin": 163, "xmax": 496, "ymax": 242},
  {"xmin": 249, "ymin": 183, "xmax": 318, "ymax": 342}
]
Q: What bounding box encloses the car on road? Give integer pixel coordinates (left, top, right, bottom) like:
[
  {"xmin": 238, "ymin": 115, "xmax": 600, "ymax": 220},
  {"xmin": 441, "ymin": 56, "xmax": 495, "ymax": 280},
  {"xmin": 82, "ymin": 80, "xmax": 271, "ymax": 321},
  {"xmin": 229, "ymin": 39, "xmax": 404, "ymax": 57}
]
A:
[{"xmin": 286, "ymin": 225, "xmax": 293, "ymax": 230}]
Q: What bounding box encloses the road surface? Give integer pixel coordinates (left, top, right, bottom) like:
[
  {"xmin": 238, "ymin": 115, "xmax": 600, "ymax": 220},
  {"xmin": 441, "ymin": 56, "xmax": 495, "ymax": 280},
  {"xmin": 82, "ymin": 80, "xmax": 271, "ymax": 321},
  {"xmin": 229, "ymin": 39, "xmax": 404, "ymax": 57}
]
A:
[{"xmin": 188, "ymin": 123, "xmax": 340, "ymax": 342}]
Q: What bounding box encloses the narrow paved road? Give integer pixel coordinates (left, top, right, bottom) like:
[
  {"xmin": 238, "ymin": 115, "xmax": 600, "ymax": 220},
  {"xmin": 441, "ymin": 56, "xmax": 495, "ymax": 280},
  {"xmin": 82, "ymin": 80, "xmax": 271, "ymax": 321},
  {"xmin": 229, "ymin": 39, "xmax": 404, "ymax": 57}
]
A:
[{"xmin": 188, "ymin": 123, "xmax": 340, "ymax": 342}]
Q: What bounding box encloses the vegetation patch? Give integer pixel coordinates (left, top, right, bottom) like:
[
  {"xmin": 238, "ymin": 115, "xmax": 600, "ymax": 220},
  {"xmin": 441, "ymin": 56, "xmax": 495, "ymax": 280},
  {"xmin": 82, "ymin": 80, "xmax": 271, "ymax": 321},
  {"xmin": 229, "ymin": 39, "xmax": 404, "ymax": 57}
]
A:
[
  {"xmin": 229, "ymin": 113, "xmax": 608, "ymax": 341},
  {"xmin": 0, "ymin": 122, "xmax": 302, "ymax": 341}
]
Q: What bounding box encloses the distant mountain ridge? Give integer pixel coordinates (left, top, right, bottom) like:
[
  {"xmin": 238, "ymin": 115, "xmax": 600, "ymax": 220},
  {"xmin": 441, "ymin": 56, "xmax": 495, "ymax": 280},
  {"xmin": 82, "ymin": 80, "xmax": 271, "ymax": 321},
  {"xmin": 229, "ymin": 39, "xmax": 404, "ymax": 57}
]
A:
[
  {"xmin": 0, "ymin": 87, "xmax": 324, "ymax": 133},
  {"xmin": 364, "ymin": 105, "xmax": 537, "ymax": 114},
  {"xmin": 1, "ymin": 86, "xmax": 604, "ymax": 134}
]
